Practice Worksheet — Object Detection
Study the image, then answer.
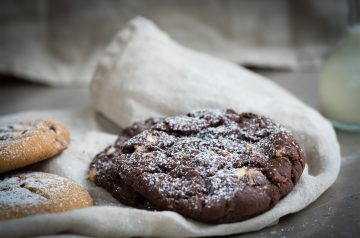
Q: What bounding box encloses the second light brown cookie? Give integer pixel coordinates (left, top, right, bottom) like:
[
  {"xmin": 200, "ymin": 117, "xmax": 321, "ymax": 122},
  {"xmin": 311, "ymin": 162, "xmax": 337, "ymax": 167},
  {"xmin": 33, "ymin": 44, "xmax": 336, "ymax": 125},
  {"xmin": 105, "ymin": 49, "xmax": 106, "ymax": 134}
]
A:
[
  {"xmin": 0, "ymin": 171, "xmax": 93, "ymax": 220},
  {"xmin": 0, "ymin": 119, "xmax": 70, "ymax": 173}
]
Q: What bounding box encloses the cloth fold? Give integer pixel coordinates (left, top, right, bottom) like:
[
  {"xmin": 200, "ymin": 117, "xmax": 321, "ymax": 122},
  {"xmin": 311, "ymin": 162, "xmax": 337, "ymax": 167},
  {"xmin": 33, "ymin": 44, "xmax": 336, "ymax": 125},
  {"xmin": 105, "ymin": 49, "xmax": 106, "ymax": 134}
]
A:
[{"xmin": 0, "ymin": 17, "xmax": 341, "ymax": 237}]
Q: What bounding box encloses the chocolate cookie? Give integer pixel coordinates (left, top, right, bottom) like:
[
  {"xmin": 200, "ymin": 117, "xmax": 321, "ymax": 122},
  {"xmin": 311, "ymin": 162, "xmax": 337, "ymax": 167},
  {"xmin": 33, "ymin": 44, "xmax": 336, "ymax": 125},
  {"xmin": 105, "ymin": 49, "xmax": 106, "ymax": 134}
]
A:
[
  {"xmin": 0, "ymin": 119, "xmax": 70, "ymax": 173},
  {"xmin": 90, "ymin": 109, "xmax": 305, "ymax": 224},
  {"xmin": 0, "ymin": 172, "xmax": 93, "ymax": 220},
  {"xmin": 89, "ymin": 118, "xmax": 159, "ymax": 210},
  {"xmin": 89, "ymin": 144, "xmax": 158, "ymax": 210}
]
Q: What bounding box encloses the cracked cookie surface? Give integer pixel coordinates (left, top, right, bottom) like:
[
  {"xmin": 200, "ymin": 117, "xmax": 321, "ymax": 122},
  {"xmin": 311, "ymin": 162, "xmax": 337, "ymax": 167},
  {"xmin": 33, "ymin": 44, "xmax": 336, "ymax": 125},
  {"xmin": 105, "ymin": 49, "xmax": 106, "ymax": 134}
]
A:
[
  {"xmin": 0, "ymin": 119, "xmax": 70, "ymax": 173},
  {"xmin": 90, "ymin": 109, "xmax": 305, "ymax": 223},
  {"xmin": 0, "ymin": 172, "xmax": 93, "ymax": 220}
]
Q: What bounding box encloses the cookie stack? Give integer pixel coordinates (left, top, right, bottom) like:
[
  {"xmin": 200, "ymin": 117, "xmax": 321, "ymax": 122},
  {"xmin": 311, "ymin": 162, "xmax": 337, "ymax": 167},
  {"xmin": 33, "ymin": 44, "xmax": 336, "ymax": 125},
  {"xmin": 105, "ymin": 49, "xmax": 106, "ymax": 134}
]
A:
[
  {"xmin": 0, "ymin": 119, "xmax": 93, "ymax": 220},
  {"xmin": 89, "ymin": 109, "xmax": 305, "ymax": 224}
]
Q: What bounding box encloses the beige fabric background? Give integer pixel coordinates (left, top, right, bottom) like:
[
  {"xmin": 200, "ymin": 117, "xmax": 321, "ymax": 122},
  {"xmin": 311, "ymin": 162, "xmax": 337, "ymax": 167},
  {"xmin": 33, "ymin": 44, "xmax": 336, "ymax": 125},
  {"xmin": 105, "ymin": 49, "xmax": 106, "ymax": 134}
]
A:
[{"xmin": 0, "ymin": 0, "xmax": 347, "ymax": 86}]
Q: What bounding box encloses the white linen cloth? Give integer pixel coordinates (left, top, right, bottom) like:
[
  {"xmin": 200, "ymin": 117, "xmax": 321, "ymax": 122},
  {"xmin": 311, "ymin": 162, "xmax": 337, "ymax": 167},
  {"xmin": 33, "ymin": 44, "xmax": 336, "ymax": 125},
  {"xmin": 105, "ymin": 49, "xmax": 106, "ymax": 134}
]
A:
[{"xmin": 0, "ymin": 17, "xmax": 341, "ymax": 237}]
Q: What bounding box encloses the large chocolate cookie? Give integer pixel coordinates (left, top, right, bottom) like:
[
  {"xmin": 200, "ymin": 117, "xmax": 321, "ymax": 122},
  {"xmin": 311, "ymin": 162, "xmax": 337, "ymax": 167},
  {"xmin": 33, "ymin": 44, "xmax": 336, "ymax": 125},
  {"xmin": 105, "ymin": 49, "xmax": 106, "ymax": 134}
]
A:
[
  {"xmin": 89, "ymin": 109, "xmax": 305, "ymax": 224},
  {"xmin": 89, "ymin": 144, "xmax": 158, "ymax": 210},
  {"xmin": 89, "ymin": 118, "xmax": 160, "ymax": 210}
]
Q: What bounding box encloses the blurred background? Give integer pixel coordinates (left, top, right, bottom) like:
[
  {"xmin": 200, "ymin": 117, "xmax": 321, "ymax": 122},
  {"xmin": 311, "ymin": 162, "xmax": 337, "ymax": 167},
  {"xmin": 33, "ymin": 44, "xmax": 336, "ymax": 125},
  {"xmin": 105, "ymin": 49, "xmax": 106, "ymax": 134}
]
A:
[
  {"xmin": 0, "ymin": 0, "xmax": 348, "ymax": 86},
  {"xmin": 0, "ymin": 0, "xmax": 358, "ymax": 122}
]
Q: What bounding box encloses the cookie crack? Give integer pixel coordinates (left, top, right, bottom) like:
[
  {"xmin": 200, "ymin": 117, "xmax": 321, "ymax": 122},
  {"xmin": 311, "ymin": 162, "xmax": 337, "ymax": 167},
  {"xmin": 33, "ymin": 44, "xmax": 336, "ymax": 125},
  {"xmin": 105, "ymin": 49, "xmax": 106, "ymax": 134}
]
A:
[{"xmin": 19, "ymin": 183, "xmax": 50, "ymax": 200}]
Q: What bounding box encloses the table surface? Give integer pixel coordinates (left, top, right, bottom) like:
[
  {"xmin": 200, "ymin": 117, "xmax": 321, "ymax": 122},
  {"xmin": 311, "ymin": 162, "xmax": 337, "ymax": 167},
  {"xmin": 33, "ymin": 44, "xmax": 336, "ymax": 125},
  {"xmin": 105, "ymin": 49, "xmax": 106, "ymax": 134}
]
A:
[{"xmin": 0, "ymin": 71, "xmax": 359, "ymax": 238}]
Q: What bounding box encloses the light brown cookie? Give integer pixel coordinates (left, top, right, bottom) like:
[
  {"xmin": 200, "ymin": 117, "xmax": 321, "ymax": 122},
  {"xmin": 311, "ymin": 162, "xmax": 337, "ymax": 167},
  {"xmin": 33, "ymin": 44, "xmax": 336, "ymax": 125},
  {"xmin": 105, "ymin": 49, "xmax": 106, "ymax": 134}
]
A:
[
  {"xmin": 0, "ymin": 171, "xmax": 93, "ymax": 220},
  {"xmin": 0, "ymin": 119, "xmax": 70, "ymax": 173}
]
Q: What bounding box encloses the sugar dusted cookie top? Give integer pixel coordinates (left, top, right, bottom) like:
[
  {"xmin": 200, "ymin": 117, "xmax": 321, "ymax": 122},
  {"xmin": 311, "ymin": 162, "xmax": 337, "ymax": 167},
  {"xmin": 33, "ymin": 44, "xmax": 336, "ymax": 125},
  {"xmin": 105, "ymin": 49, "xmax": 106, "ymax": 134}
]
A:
[
  {"xmin": 0, "ymin": 172, "xmax": 93, "ymax": 220},
  {"xmin": 0, "ymin": 119, "xmax": 70, "ymax": 173},
  {"xmin": 90, "ymin": 109, "xmax": 305, "ymax": 224}
]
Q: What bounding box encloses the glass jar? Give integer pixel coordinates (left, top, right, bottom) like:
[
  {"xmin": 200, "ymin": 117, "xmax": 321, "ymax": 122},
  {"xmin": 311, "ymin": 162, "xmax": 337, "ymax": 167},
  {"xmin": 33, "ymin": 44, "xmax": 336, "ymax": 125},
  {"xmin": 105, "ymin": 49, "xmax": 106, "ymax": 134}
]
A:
[{"xmin": 319, "ymin": 24, "xmax": 360, "ymax": 131}]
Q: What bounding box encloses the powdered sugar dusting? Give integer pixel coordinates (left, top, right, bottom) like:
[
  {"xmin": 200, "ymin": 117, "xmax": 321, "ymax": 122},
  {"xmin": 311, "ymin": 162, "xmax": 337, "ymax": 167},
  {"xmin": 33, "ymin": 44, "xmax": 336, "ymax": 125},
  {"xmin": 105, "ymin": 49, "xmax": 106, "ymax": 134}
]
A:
[
  {"xmin": 0, "ymin": 173, "xmax": 68, "ymax": 208},
  {"xmin": 111, "ymin": 110, "xmax": 303, "ymax": 221},
  {"xmin": 0, "ymin": 121, "xmax": 38, "ymax": 143},
  {"xmin": 91, "ymin": 109, "xmax": 304, "ymax": 223},
  {"xmin": 0, "ymin": 120, "xmax": 45, "ymax": 160}
]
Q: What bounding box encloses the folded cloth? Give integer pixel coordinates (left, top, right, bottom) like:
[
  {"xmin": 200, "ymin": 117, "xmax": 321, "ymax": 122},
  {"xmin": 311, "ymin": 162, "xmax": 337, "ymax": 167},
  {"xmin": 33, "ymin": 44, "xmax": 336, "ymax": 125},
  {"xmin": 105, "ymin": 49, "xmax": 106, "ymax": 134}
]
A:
[
  {"xmin": 0, "ymin": 17, "xmax": 340, "ymax": 237},
  {"xmin": 0, "ymin": 106, "xmax": 340, "ymax": 237}
]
